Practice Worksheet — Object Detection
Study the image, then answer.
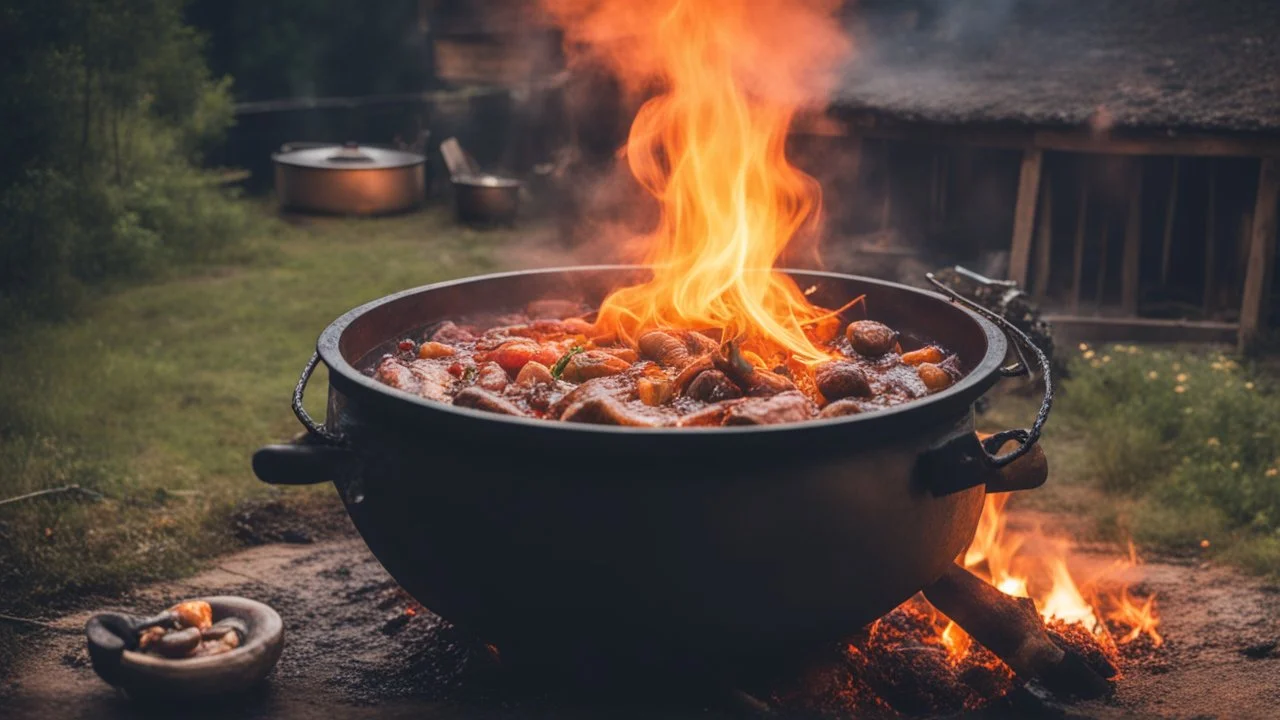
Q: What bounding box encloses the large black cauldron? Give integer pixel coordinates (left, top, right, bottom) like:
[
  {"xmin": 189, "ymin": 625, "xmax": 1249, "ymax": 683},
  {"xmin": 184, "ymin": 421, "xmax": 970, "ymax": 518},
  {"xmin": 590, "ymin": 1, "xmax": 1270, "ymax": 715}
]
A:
[{"xmin": 253, "ymin": 266, "xmax": 1050, "ymax": 677}]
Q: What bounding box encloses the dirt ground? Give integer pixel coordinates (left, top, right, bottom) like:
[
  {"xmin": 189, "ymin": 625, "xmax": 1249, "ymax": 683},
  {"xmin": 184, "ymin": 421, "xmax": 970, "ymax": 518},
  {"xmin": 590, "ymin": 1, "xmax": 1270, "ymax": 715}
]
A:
[{"xmin": 3, "ymin": 511, "xmax": 1278, "ymax": 720}]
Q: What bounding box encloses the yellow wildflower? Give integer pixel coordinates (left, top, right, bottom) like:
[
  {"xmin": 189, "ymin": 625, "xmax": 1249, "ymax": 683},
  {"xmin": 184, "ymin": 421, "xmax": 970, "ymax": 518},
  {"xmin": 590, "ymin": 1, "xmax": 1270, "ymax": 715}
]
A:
[
  {"xmin": 1207, "ymin": 437, "xmax": 1221, "ymax": 447},
  {"xmin": 1083, "ymin": 350, "xmax": 1096, "ymax": 360},
  {"xmin": 1266, "ymin": 468, "xmax": 1278, "ymax": 478},
  {"xmin": 1090, "ymin": 360, "xmax": 1102, "ymax": 369},
  {"xmin": 1174, "ymin": 385, "xmax": 1186, "ymax": 393},
  {"xmin": 1176, "ymin": 373, "xmax": 1189, "ymax": 383},
  {"xmin": 1245, "ymin": 382, "xmax": 1255, "ymax": 390},
  {"xmin": 1102, "ymin": 355, "xmax": 1112, "ymax": 363},
  {"xmin": 1173, "ymin": 362, "xmax": 1182, "ymax": 371},
  {"xmin": 1147, "ymin": 371, "xmax": 1159, "ymax": 380},
  {"xmin": 1231, "ymin": 461, "xmax": 1241, "ymax": 470}
]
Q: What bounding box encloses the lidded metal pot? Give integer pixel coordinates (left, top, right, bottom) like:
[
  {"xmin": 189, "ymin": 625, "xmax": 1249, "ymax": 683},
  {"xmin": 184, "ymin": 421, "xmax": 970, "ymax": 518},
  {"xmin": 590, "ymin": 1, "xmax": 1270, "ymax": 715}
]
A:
[{"xmin": 273, "ymin": 142, "xmax": 427, "ymax": 216}]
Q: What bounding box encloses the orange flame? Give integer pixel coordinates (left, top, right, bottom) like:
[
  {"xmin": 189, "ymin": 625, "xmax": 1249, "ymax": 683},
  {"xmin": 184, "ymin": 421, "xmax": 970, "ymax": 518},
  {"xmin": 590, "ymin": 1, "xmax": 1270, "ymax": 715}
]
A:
[
  {"xmin": 543, "ymin": 0, "xmax": 851, "ymax": 362},
  {"xmin": 940, "ymin": 495, "xmax": 1162, "ymax": 662}
]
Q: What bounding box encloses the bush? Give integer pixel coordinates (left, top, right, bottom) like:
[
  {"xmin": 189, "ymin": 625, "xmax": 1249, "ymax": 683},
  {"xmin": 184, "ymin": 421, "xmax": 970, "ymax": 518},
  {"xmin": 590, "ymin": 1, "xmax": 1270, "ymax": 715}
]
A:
[
  {"xmin": 1059, "ymin": 344, "xmax": 1280, "ymax": 559},
  {"xmin": 0, "ymin": 0, "xmax": 249, "ymax": 325}
]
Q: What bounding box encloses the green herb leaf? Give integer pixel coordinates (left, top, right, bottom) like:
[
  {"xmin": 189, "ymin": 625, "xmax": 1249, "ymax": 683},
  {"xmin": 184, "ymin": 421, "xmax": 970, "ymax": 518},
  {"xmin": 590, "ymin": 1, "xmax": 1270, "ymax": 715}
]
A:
[{"xmin": 551, "ymin": 346, "xmax": 585, "ymax": 380}]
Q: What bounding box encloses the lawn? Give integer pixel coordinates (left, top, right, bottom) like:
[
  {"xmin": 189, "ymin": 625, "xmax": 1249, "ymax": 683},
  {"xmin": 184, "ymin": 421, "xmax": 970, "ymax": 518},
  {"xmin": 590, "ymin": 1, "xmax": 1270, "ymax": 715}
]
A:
[{"xmin": 0, "ymin": 205, "xmax": 549, "ymax": 620}]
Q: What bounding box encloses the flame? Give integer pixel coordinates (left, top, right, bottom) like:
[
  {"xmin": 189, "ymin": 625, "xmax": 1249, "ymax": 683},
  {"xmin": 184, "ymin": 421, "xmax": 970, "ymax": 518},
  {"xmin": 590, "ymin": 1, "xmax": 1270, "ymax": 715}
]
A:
[
  {"xmin": 939, "ymin": 495, "xmax": 1162, "ymax": 663},
  {"xmin": 543, "ymin": 0, "xmax": 851, "ymax": 363}
]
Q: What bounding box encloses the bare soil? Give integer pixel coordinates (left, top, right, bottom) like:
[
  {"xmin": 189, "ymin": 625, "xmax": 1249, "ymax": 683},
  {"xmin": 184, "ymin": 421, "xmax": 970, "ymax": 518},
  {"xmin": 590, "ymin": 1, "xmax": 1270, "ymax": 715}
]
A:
[{"xmin": 2, "ymin": 511, "xmax": 1278, "ymax": 719}]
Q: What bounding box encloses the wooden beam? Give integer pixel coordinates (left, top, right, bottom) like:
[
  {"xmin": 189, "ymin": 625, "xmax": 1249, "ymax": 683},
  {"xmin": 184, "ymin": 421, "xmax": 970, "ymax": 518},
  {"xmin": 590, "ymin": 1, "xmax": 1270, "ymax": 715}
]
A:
[
  {"xmin": 834, "ymin": 112, "xmax": 1280, "ymax": 159},
  {"xmin": 1045, "ymin": 314, "xmax": 1239, "ymax": 347},
  {"xmin": 1239, "ymin": 158, "xmax": 1280, "ymax": 351},
  {"xmin": 1071, "ymin": 179, "xmax": 1089, "ymax": 314},
  {"xmin": 1203, "ymin": 164, "xmax": 1217, "ymax": 315},
  {"xmin": 1009, "ymin": 147, "xmax": 1044, "ymax": 287},
  {"xmin": 1121, "ymin": 163, "xmax": 1144, "ymax": 314},
  {"xmin": 1160, "ymin": 158, "xmax": 1180, "ymax": 284},
  {"xmin": 1033, "ymin": 174, "xmax": 1054, "ymax": 299}
]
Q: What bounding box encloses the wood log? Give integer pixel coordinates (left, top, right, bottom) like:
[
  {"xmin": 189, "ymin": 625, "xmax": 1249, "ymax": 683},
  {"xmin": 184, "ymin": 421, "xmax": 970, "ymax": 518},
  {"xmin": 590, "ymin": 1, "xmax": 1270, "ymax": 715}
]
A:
[
  {"xmin": 922, "ymin": 564, "xmax": 1113, "ymax": 699},
  {"xmin": 1239, "ymin": 158, "xmax": 1280, "ymax": 352},
  {"xmin": 1009, "ymin": 148, "xmax": 1044, "ymax": 287}
]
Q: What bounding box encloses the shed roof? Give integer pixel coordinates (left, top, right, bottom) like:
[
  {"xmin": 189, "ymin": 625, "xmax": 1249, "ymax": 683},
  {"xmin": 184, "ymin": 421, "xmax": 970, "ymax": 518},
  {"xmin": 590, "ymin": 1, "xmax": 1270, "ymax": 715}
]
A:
[{"xmin": 833, "ymin": 0, "xmax": 1280, "ymax": 134}]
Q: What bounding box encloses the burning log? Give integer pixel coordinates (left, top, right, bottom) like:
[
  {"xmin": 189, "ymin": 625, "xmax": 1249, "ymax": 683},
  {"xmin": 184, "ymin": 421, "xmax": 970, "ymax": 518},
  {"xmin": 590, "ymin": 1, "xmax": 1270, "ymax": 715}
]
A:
[{"xmin": 922, "ymin": 564, "xmax": 1115, "ymax": 699}]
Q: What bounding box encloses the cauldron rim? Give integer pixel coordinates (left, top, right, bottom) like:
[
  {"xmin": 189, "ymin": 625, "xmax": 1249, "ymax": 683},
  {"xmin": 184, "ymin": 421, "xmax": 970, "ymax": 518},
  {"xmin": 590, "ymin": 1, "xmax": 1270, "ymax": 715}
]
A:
[{"xmin": 315, "ymin": 265, "xmax": 1007, "ymax": 437}]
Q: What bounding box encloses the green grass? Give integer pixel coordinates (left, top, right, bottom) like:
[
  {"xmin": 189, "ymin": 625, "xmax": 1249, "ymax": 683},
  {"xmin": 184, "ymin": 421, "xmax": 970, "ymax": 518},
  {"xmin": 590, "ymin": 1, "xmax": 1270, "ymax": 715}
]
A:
[
  {"xmin": 988, "ymin": 343, "xmax": 1280, "ymax": 576},
  {"xmin": 0, "ymin": 205, "xmax": 542, "ymax": 618}
]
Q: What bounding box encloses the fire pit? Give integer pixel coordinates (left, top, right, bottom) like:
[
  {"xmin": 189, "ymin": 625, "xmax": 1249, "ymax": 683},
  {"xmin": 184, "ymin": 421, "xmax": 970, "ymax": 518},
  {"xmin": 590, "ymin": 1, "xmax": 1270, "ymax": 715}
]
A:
[{"xmin": 253, "ymin": 265, "xmax": 1055, "ymax": 679}]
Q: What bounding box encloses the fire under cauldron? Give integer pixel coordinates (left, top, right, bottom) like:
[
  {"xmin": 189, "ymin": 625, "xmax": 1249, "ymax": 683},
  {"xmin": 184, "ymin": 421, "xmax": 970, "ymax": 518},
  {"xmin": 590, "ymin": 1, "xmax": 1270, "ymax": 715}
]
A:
[{"xmin": 253, "ymin": 266, "xmax": 1054, "ymax": 680}]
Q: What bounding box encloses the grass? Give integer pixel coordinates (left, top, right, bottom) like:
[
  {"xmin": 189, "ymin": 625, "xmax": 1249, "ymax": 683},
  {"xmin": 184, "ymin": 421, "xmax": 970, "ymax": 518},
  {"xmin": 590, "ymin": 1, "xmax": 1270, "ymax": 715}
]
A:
[
  {"xmin": 0, "ymin": 204, "xmax": 545, "ymax": 623},
  {"xmin": 986, "ymin": 343, "xmax": 1280, "ymax": 576}
]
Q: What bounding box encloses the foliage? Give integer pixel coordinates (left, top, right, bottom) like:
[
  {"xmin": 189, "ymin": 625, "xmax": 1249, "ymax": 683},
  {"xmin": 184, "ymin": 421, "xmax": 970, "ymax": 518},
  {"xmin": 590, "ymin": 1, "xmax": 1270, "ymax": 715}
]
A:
[
  {"xmin": 1057, "ymin": 344, "xmax": 1280, "ymax": 568},
  {"xmin": 0, "ymin": 0, "xmax": 249, "ymax": 324}
]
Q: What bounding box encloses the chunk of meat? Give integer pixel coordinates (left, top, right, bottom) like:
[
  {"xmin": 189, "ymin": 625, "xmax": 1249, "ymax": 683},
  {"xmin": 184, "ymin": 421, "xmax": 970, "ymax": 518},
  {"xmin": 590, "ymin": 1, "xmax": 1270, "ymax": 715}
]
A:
[
  {"xmin": 453, "ymin": 387, "xmax": 528, "ymax": 416},
  {"xmin": 376, "ymin": 357, "xmax": 453, "ymax": 401},
  {"xmin": 561, "ymin": 350, "xmax": 631, "ymax": 383},
  {"xmin": 638, "ymin": 330, "xmax": 719, "ymax": 369},
  {"xmin": 170, "ymin": 600, "xmax": 213, "ymax": 630},
  {"xmin": 515, "ymin": 361, "xmax": 555, "ymax": 387},
  {"xmin": 549, "ymin": 376, "xmax": 633, "ymax": 418},
  {"xmin": 560, "ymin": 396, "xmax": 663, "ymax": 427},
  {"xmin": 639, "ymin": 331, "xmax": 693, "ymax": 368},
  {"xmin": 685, "ymin": 369, "xmax": 743, "ymax": 402},
  {"xmin": 713, "ymin": 352, "xmax": 796, "ymax": 397},
  {"xmin": 900, "ymin": 345, "xmax": 944, "ymax": 366},
  {"xmin": 431, "ymin": 321, "xmax": 475, "ymax": 344},
  {"xmin": 723, "ymin": 391, "xmax": 816, "ymax": 426},
  {"xmin": 819, "ymin": 398, "xmax": 865, "ymax": 418},
  {"xmin": 676, "ymin": 402, "xmax": 736, "ymax": 427},
  {"xmin": 815, "ymin": 361, "xmax": 872, "ymax": 401},
  {"xmin": 846, "ymin": 320, "xmax": 898, "ymax": 357},
  {"xmin": 475, "ymin": 362, "xmax": 509, "ymax": 392},
  {"xmin": 636, "ymin": 364, "xmax": 674, "ymax": 406}
]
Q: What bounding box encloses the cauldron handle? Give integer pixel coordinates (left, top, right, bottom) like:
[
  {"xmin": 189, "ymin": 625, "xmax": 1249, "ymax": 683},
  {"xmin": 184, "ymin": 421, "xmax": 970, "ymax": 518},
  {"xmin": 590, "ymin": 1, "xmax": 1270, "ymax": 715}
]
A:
[
  {"xmin": 252, "ymin": 353, "xmax": 361, "ymax": 496},
  {"xmin": 924, "ymin": 273, "xmax": 1053, "ymax": 470}
]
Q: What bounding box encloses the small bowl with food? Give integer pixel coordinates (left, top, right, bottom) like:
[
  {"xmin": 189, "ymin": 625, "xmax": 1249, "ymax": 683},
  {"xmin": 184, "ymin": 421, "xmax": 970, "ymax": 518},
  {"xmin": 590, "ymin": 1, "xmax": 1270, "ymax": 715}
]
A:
[{"xmin": 85, "ymin": 597, "xmax": 283, "ymax": 698}]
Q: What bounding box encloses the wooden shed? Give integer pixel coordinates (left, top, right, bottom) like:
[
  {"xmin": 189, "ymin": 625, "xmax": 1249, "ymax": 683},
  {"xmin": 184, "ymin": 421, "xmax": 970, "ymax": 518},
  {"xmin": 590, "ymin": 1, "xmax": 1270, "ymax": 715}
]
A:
[{"xmin": 824, "ymin": 0, "xmax": 1280, "ymax": 350}]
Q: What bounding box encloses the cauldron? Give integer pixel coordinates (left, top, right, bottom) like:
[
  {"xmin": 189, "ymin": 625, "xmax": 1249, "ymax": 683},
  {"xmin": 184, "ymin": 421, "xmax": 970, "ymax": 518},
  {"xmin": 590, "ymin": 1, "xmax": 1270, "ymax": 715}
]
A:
[
  {"xmin": 273, "ymin": 142, "xmax": 426, "ymax": 216},
  {"xmin": 252, "ymin": 266, "xmax": 1050, "ymax": 677}
]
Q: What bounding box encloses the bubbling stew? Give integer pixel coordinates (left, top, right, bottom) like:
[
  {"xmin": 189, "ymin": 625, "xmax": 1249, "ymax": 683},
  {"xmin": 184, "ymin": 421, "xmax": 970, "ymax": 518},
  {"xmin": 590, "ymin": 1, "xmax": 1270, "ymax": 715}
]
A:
[{"xmin": 367, "ymin": 299, "xmax": 962, "ymax": 427}]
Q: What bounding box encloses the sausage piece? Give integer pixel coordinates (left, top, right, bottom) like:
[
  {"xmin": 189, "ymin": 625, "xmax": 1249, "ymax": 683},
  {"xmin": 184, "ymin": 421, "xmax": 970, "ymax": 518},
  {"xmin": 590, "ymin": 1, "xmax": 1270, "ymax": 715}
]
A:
[{"xmin": 815, "ymin": 361, "xmax": 872, "ymax": 401}]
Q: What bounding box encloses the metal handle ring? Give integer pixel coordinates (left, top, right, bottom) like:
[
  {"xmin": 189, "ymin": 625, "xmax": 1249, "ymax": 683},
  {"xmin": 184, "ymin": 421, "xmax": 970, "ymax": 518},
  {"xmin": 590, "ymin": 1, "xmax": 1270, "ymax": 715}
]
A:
[
  {"xmin": 293, "ymin": 352, "xmax": 346, "ymax": 446},
  {"xmin": 925, "ymin": 273, "xmax": 1053, "ymax": 469}
]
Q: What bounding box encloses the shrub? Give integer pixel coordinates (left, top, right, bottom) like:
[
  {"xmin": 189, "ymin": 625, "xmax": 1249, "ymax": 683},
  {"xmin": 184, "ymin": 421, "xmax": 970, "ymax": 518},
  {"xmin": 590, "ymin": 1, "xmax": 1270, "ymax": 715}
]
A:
[
  {"xmin": 0, "ymin": 0, "xmax": 248, "ymax": 325},
  {"xmin": 1059, "ymin": 344, "xmax": 1280, "ymax": 560}
]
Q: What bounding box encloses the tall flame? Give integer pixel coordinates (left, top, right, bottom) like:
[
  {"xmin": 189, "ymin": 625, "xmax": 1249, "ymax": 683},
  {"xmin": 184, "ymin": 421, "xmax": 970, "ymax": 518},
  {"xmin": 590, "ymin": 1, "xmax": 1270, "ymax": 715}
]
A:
[
  {"xmin": 940, "ymin": 495, "xmax": 1163, "ymax": 662},
  {"xmin": 544, "ymin": 0, "xmax": 851, "ymax": 363}
]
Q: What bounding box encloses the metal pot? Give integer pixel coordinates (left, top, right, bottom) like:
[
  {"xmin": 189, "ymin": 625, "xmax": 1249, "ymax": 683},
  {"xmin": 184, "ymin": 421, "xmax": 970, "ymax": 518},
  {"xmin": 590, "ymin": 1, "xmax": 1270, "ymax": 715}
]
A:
[
  {"xmin": 452, "ymin": 174, "xmax": 521, "ymax": 226},
  {"xmin": 252, "ymin": 266, "xmax": 1051, "ymax": 677},
  {"xmin": 273, "ymin": 142, "xmax": 426, "ymax": 216}
]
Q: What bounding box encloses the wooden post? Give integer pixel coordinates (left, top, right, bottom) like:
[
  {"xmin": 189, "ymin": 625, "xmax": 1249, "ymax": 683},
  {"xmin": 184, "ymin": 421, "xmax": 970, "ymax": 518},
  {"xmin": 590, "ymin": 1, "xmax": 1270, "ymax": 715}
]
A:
[
  {"xmin": 1033, "ymin": 174, "xmax": 1054, "ymax": 299},
  {"xmin": 879, "ymin": 141, "xmax": 893, "ymax": 232},
  {"xmin": 1071, "ymin": 181, "xmax": 1088, "ymax": 314},
  {"xmin": 1121, "ymin": 162, "xmax": 1144, "ymax": 315},
  {"xmin": 1008, "ymin": 148, "xmax": 1044, "ymax": 288},
  {"xmin": 1203, "ymin": 164, "xmax": 1217, "ymax": 315},
  {"xmin": 1239, "ymin": 158, "xmax": 1280, "ymax": 351},
  {"xmin": 1160, "ymin": 158, "xmax": 1180, "ymax": 284},
  {"xmin": 1094, "ymin": 219, "xmax": 1110, "ymax": 313}
]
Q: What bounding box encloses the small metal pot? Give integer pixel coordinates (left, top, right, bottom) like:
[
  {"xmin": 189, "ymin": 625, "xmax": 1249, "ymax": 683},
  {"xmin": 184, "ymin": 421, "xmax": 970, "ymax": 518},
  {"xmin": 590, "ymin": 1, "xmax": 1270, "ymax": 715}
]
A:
[
  {"xmin": 274, "ymin": 142, "xmax": 426, "ymax": 216},
  {"xmin": 452, "ymin": 174, "xmax": 521, "ymax": 226}
]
